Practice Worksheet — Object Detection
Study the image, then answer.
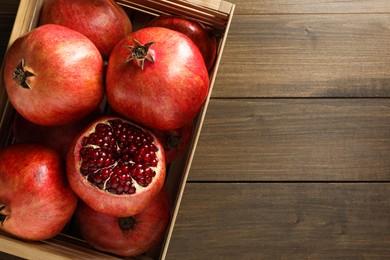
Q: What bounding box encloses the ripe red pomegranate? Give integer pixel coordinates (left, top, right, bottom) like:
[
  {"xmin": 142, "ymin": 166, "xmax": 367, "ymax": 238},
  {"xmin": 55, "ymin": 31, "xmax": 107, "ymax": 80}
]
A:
[
  {"xmin": 151, "ymin": 120, "xmax": 194, "ymax": 163},
  {"xmin": 105, "ymin": 27, "xmax": 209, "ymax": 131},
  {"xmin": 0, "ymin": 144, "xmax": 78, "ymax": 241},
  {"xmin": 146, "ymin": 15, "xmax": 217, "ymax": 72},
  {"xmin": 4, "ymin": 24, "xmax": 104, "ymax": 126},
  {"xmin": 75, "ymin": 187, "xmax": 170, "ymax": 257},
  {"xmin": 39, "ymin": 0, "xmax": 132, "ymax": 59},
  {"xmin": 13, "ymin": 109, "xmax": 101, "ymax": 159},
  {"xmin": 66, "ymin": 116, "xmax": 166, "ymax": 217}
]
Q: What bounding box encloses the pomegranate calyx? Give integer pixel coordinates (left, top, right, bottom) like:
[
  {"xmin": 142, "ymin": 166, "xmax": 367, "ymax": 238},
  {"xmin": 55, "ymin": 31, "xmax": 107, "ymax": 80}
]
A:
[
  {"xmin": 167, "ymin": 135, "xmax": 181, "ymax": 149},
  {"xmin": 125, "ymin": 39, "xmax": 155, "ymax": 70},
  {"xmin": 0, "ymin": 205, "xmax": 7, "ymax": 225},
  {"xmin": 118, "ymin": 216, "xmax": 136, "ymax": 231},
  {"xmin": 13, "ymin": 59, "xmax": 36, "ymax": 89}
]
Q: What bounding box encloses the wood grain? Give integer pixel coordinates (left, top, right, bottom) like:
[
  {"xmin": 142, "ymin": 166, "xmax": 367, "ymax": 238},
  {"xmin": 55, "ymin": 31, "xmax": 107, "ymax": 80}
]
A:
[
  {"xmin": 166, "ymin": 183, "xmax": 390, "ymax": 259},
  {"xmin": 2, "ymin": 0, "xmax": 390, "ymax": 259},
  {"xmin": 189, "ymin": 99, "xmax": 390, "ymax": 181},
  {"xmin": 229, "ymin": 0, "xmax": 390, "ymax": 15},
  {"xmin": 213, "ymin": 14, "xmax": 390, "ymax": 98}
]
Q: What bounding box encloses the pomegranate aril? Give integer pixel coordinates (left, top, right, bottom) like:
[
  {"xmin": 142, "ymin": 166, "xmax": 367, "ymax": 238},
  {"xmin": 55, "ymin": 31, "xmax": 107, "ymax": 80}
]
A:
[
  {"xmin": 88, "ymin": 170, "xmax": 109, "ymax": 186},
  {"xmin": 145, "ymin": 176, "xmax": 152, "ymax": 185},
  {"xmin": 88, "ymin": 172, "xmax": 103, "ymax": 184},
  {"xmin": 96, "ymin": 157, "xmax": 104, "ymax": 167},
  {"xmin": 81, "ymin": 160, "xmax": 89, "ymax": 168},
  {"xmin": 95, "ymin": 123, "xmax": 107, "ymax": 132},
  {"xmin": 121, "ymin": 154, "xmax": 131, "ymax": 162},
  {"xmin": 103, "ymin": 158, "xmax": 113, "ymax": 167},
  {"xmin": 145, "ymin": 168, "xmax": 156, "ymax": 177},
  {"xmin": 101, "ymin": 168, "xmax": 112, "ymax": 179},
  {"xmin": 81, "ymin": 137, "xmax": 89, "ymax": 146},
  {"xmin": 92, "ymin": 149, "xmax": 100, "ymax": 158},
  {"xmin": 116, "ymin": 185, "xmax": 124, "ymax": 194},
  {"xmin": 120, "ymin": 164, "xmax": 129, "ymax": 173},
  {"xmin": 101, "ymin": 142, "xmax": 109, "ymax": 150},
  {"xmin": 135, "ymin": 170, "xmax": 144, "ymax": 179},
  {"xmin": 119, "ymin": 174, "xmax": 127, "ymax": 182},
  {"xmin": 109, "ymin": 178, "xmax": 119, "ymax": 189}
]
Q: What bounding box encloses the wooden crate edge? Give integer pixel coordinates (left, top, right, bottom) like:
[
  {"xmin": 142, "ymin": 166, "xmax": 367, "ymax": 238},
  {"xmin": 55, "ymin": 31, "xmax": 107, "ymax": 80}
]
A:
[{"xmin": 159, "ymin": 2, "xmax": 235, "ymax": 260}]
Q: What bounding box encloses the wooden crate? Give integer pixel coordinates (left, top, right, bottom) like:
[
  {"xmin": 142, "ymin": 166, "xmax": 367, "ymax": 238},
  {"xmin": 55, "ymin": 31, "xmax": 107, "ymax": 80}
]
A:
[{"xmin": 0, "ymin": 0, "xmax": 235, "ymax": 259}]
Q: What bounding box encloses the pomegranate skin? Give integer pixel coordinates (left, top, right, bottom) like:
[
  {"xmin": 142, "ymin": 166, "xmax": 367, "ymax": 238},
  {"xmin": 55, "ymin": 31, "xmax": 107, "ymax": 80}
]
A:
[
  {"xmin": 75, "ymin": 187, "xmax": 170, "ymax": 257},
  {"xmin": 0, "ymin": 144, "xmax": 78, "ymax": 241},
  {"xmin": 4, "ymin": 24, "xmax": 104, "ymax": 126},
  {"xmin": 39, "ymin": 0, "xmax": 132, "ymax": 58},
  {"xmin": 13, "ymin": 109, "xmax": 101, "ymax": 159},
  {"xmin": 150, "ymin": 119, "xmax": 194, "ymax": 163},
  {"xmin": 146, "ymin": 16, "xmax": 217, "ymax": 72},
  {"xmin": 106, "ymin": 27, "xmax": 209, "ymax": 131},
  {"xmin": 66, "ymin": 116, "xmax": 166, "ymax": 217}
]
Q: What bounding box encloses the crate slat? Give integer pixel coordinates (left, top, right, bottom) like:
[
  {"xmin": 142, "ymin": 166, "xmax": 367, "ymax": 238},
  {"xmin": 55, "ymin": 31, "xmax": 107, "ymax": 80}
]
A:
[{"xmin": 117, "ymin": 0, "xmax": 233, "ymax": 30}]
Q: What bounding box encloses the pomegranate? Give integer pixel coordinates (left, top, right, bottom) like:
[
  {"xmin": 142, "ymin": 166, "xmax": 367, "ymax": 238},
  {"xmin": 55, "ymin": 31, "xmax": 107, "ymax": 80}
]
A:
[
  {"xmin": 75, "ymin": 187, "xmax": 170, "ymax": 257},
  {"xmin": 4, "ymin": 24, "xmax": 104, "ymax": 126},
  {"xmin": 12, "ymin": 109, "xmax": 101, "ymax": 159},
  {"xmin": 0, "ymin": 144, "xmax": 77, "ymax": 241},
  {"xmin": 151, "ymin": 120, "xmax": 194, "ymax": 163},
  {"xmin": 39, "ymin": 0, "xmax": 132, "ymax": 59},
  {"xmin": 146, "ymin": 15, "xmax": 217, "ymax": 72},
  {"xmin": 66, "ymin": 116, "xmax": 166, "ymax": 217},
  {"xmin": 105, "ymin": 27, "xmax": 209, "ymax": 131}
]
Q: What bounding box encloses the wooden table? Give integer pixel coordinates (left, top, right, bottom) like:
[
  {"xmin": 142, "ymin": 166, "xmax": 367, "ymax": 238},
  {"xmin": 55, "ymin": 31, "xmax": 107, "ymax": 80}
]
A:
[{"xmin": 1, "ymin": 0, "xmax": 390, "ymax": 259}]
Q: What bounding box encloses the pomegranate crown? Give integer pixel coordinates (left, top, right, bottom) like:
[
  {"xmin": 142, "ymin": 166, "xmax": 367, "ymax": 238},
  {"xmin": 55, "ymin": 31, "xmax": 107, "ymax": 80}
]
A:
[
  {"xmin": 13, "ymin": 59, "xmax": 36, "ymax": 89},
  {"xmin": 125, "ymin": 39, "xmax": 155, "ymax": 70}
]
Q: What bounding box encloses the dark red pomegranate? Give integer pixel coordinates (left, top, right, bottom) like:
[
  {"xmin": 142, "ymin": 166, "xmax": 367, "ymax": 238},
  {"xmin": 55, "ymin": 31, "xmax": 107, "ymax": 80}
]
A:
[
  {"xmin": 66, "ymin": 116, "xmax": 166, "ymax": 217},
  {"xmin": 13, "ymin": 109, "xmax": 101, "ymax": 159},
  {"xmin": 39, "ymin": 0, "xmax": 132, "ymax": 58},
  {"xmin": 4, "ymin": 24, "xmax": 104, "ymax": 126},
  {"xmin": 0, "ymin": 144, "xmax": 78, "ymax": 240},
  {"xmin": 146, "ymin": 15, "xmax": 217, "ymax": 72},
  {"xmin": 75, "ymin": 186, "xmax": 170, "ymax": 257},
  {"xmin": 151, "ymin": 120, "xmax": 194, "ymax": 163},
  {"xmin": 105, "ymin": 27, "xmax": 209, "ymax": 131}
]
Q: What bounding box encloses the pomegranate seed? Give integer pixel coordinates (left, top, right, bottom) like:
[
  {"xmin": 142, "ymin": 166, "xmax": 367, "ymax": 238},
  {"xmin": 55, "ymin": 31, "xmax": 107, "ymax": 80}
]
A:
[
  {"xmin": 116, "ymin": 185, "xmax": 124, "ymax": 194},
  {"xmin": 138, "ymin": 179, "xmax": 146, "ymax": 187},
  {"xmin": 120, "ymin": 164, "xmax": 129, "ymax": 173},
  {"xmin": 145, "ymin": 176, "xmax": 152, "ymax": 184},
  {"xmin": 109, "ymin": 178, "xmax": 119, "ymax": 189},
  {"xmin": 96, "ymin": 157, "xmax": 104, "ymax": 167}
]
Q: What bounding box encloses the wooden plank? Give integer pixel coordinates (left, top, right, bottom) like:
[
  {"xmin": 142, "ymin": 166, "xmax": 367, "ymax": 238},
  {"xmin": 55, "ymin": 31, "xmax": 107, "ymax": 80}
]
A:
[
  {"xmin": 117, "ymin": 0, "xmax": 233, "ymax": 31},
  {"xmin": 229, "ymin": 0, "xmax": 390, "ymax": 15},
  {"xmin": 189, "ymin": 99, "xmax": 390, "ymax": 181},
  {"xmin": 213, "ymin": 14, "xmax": 390, "ymax": 98},
  {"xmin": 166, "ymin": 183, "xmax": 390, "ymax": 259}
]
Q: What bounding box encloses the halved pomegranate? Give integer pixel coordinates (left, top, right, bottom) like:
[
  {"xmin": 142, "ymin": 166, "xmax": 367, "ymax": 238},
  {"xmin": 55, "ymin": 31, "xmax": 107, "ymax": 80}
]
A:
[{"xmin": 66, "ymin": 116, "xmax": 166, "ymax": 217}]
